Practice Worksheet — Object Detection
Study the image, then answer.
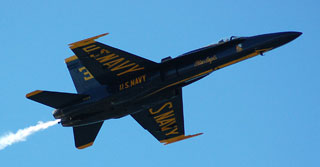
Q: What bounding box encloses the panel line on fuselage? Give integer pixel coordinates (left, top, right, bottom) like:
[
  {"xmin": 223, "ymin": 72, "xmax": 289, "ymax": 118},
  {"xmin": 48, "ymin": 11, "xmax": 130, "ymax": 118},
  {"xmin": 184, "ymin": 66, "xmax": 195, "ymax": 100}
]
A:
[
  {"xmin": 146, "ymin": 69, "xmax": 214, "ymax": 97},
  {"xmin": 214, "ymin": 48, "xmax": 272, "ymax": 70}
]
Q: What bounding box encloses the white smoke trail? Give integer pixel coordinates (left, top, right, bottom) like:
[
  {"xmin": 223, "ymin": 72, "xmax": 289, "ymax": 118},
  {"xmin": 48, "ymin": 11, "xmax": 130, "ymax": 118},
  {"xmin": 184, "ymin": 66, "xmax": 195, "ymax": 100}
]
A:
[{"xmin": 0, "ymin": 119, "xmax": 60, "ymax": 150}]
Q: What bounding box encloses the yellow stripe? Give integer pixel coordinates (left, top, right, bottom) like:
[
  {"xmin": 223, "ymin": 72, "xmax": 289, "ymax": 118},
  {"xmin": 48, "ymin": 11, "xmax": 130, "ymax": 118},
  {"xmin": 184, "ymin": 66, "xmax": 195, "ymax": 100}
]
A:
[
  {"xmin": 26, "ymin": 90, "xmax": 43, "ymax": 98},
  {"xmin": 77, "ymin": 142, "xmax": 94, "ymax": 149},
  {"xmin": 215, "ymin": 52, "xmax": 258, "ymax": 70},
  {"xmin": 165, "ymin": 69, "xmax": 213, "ymax": 88},
  {"xmin": 148, "ymin": 48, "xmax": 272, "ymax": 97},
  {"xmin": 148, "ymin": 69, "xmax": 213, "ymax": 97},
  {"xmin": 65, "ymin": 55, "xmax": 78, "ymax": 63},
  {"xmin": 69, "ymin": 33, "xmax": 109, "ymax": 49},
  {"xmin": 160, "ymin": 135, "xmax": 185, "ymax": 143},
  {"xmin": 215, "ymin": 48, "xmax": 273, "ymax": 70},
  {"xmin": 160, "ymin": 133, "xmax": 203, "ymax": 145}
]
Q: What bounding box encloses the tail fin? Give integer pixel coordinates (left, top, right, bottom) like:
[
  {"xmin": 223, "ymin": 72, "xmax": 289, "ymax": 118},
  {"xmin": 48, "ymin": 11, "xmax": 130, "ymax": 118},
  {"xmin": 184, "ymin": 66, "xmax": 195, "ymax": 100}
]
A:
[
  {"xmin": 73, "ymin": 121, "xmax": 104, "ymax": 149},
  {"xmin": 65, "ymin": 55, "xmax": 106, "ymax": 94},
  {"xmin": 26, "ymin": 90, "xmax": 89, "ymax": 109}
]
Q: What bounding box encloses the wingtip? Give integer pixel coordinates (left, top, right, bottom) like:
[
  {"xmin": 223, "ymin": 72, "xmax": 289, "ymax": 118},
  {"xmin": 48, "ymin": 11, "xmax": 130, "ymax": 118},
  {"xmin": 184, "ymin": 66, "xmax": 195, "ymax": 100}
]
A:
[
  {"xmin": 69, "ymin": 33, "xmax": 109, "ymax": 49},
  {"xmin": 161, "ymin": 132, "xmax": 204, "ymax": 145},
  {"xmin": 26, "ymin": 90, "xmax": 43, "ymax": 98},
  {"xmin": 65, "ymin": 55, "xmax": 78, "ymax": 63}
]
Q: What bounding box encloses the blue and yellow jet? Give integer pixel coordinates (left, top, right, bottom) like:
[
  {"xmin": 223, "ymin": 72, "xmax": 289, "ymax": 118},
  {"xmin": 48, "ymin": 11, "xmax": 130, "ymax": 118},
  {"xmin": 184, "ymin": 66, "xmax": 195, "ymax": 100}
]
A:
[{"xmin": 26, "ymin": 31, "xmax": 301, "ymax": 149}]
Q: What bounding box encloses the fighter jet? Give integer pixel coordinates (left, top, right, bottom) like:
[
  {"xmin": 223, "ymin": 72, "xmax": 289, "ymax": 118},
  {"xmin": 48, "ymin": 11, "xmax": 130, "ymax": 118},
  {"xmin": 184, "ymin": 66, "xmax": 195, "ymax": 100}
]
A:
[{"xmin": 26, "ymin": 31, "xmax": 301, "ymax": 149}]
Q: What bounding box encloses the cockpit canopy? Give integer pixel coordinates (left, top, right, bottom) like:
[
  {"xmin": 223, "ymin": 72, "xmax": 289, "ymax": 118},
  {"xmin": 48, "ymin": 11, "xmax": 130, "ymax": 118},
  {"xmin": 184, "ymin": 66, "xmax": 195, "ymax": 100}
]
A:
[
  {"xmin": 178, "ymin": 36, "xmax": 244, "ymax": 57},
  {"xmin": 218, "ymin": 36, "xmax": 241, "ymax": 44}
]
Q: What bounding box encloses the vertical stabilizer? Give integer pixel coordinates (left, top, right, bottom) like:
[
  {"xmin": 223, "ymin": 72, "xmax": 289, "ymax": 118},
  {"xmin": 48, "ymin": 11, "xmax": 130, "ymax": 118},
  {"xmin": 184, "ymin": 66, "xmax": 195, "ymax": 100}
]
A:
[
  {"xmin": 65, "ymin": 55, "xmax": 108, "ymax": 95},
  {"xmin": 73, "ymin": 121, "xmax": 104, "ymax": 149}
]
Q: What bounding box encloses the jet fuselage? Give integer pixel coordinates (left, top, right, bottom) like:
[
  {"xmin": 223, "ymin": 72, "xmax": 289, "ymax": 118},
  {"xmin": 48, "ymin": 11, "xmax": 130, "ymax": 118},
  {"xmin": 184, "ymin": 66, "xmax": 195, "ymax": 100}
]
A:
[{"xmin": 53, "ymin": 32, "xmax": 301, "ymax": 127}]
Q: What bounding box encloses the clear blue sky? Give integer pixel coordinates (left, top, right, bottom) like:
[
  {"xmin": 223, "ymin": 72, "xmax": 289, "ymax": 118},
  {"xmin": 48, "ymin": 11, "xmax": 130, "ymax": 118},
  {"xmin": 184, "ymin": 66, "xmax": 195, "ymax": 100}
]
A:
[{"xmin": 0, "ymin": 0, "xmax": 319, "ymax": 166}]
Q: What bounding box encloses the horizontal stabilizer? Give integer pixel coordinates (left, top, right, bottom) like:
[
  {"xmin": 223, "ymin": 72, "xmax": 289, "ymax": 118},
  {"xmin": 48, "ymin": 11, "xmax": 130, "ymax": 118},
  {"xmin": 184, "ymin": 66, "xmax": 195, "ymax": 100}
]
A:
[
  {"xmin": 73, "ymin": 121, "xmax": 104, "ymax": 149},
  {"xmin": 26, "ymin": 90, "xmax": 89, "ymax": 108}
]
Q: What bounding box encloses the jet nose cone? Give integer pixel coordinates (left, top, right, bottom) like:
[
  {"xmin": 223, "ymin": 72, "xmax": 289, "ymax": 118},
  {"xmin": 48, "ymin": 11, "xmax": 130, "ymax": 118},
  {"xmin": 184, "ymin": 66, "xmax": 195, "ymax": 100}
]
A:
[
  {"xmin": 269, "ymin": 31, "xmax": 302, "ymax": 49},
  {"xmin": 290, "ymin": 31, "xmax": 303, "ymax": 38},
  {"xmin": 252, "ymin": 31, "xmax": 302, "ymax": 50},
  {"xmin": 279, "ymin": 31, "xmax": 302, "ymax": 43}
]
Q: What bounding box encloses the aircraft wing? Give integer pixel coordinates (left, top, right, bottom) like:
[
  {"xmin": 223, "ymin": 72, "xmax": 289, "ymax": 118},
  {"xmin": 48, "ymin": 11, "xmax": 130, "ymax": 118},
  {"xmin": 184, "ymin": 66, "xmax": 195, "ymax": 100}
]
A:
[
  {"xmin": 131, "ymin": 88, "xmax": 202, "ymax": 145},
  {"xmin": 68, "ymin": 33, "xmax": 158, "ymax": 86}
]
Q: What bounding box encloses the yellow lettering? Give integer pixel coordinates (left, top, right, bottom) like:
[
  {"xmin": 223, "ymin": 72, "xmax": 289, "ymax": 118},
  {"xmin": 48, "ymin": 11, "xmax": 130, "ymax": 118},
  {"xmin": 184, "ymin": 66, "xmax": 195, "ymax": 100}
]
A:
[
  {"xmin": 118, "ymin": 74, "xmax": 147, "ymax": 91},
  {"xmin": 142, "ymin": 75, "xmax": 146, "ymax": 82},
  {"xmin": 82, "ymin": 47, "xmax": 146, "ymax": 77},
  {"xmin": 90, "ymin": 54, "xmax": 97, "ymax": 58},
  {"xmin": 100, "ymin": 49, "xmax": 110, "ymax": 54},
  {"xmin": 78, "ymin": 67, "xmax": 94, "ymax": 81},
  {"xmin": 119, "ymin": 84, "xmax": 124, "ymax": 91},
  {"xmin": 194, "ymin": 55, "xmax": 217, "ymax": 67},
  {"xmin": 165, "ymin": 127, "xmax": 179, "ymax": 136},
  {"xmin": 125, "ymin": 82, "xmax": 129, "ymax": 88},
  {"xmin": 130, "ymin": 79, "xmax": 135, "ymax": 87},
  {"xmin": 103, "ymin": 58, "xmax": 124, "ymax": 68},
  {"xmin": 157, "ymin": 118, "xmax": 176, "ymax": 127},
  {"xmin": 154, "ymin": 110, "xmax": 174, "ymax": 122},
  {"xmin": 116, "ymin": 65, "xmax": 145, "ymax": 76},
  {"xmin": 83, "ymin": 45, "xmax": 100, "ymax": 53},
  {"xmin": 158, "ymin": 117, "xmax": 176, "ymax": 128},
  {"xmin": 96, "ymin": 54, "xmax": 119, "ymax": 63},
  {"xmin": 149, "ymin": 102, "xmax": 173, "ymax": 115},
  {"xmin": 161, "ymin": 121, "xmax": 176, "ymax": 131},
  {"xmin": 111, "ymin": 60, "xmax": 135, "ymax": 72},
  {"xmin": 91, "ymin": 49, "xmax": 111, "ymax": 58},
  {"xmin": 138, "ymin": 76, "xmax": 142, "ymax": 83}
]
